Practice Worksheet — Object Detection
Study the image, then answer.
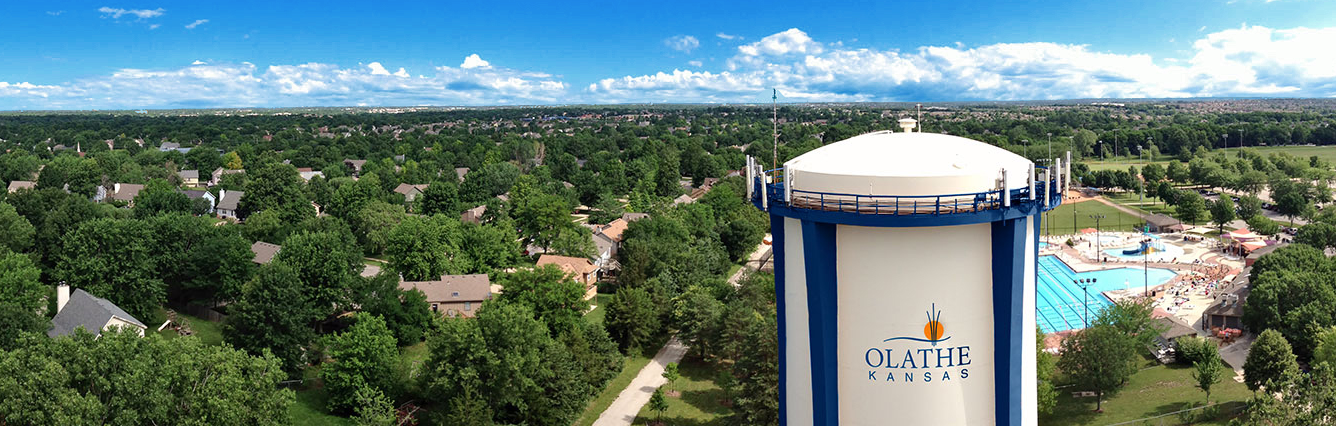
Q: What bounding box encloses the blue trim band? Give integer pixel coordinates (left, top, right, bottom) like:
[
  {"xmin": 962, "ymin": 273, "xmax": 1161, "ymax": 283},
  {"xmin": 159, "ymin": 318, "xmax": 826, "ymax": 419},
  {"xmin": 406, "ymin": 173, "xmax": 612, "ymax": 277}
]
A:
[
  {"xmin": 772, "ymin": 214, "xmax": 788, "ymax": 426},
  {"xmin": 760, "ymin": 201, "xmax": 1047, "ymax": 228},
  {"xmin": 801, "ymin": 221, "xmax": 839, "ymax": 425},
  {"xmin": 991, "ymin": 218, "xmax": 1027, "ymax": 426}
]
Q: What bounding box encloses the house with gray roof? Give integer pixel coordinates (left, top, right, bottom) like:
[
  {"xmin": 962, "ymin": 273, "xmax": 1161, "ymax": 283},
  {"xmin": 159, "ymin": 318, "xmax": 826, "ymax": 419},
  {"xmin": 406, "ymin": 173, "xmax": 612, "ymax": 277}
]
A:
[
  {"xmin": 6, "ymin": 180, "xmax": 35, "ymax": 193},
  {"xmin": 178, "ymin": 169, "xmax": 200, "ymax": 186},
  {"xmin": 108, "ymin": 183, "xmax": 145, "ymax": 205},
  {"xmin": 48, "ymin": 285, "xmax": 147, "ymax": 338},
  {"xmin": 251, "ymin": 241, "xmax": 282, "ymax": 264},
  {"xmin": 399, "ymin": 274, "xmax": 492, "ymax": 318},
  {"xmin": 217, "ymin": 189, "xmax": 244, "ymax": 220}
]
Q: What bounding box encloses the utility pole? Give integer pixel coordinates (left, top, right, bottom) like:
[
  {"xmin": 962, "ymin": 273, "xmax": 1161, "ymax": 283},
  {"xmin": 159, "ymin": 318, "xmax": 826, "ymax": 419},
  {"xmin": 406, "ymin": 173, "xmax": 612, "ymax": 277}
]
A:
[{"xmin": 1091, "ymin": 214, "xmax": 1106, "ymax": 263}]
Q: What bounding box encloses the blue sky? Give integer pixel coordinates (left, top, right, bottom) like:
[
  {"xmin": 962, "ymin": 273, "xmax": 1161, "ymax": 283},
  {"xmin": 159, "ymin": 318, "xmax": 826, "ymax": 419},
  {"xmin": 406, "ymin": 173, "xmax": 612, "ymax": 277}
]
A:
[{"xmin": 2, "ymin": 0, "xmax": 1335, "ymax": 109}]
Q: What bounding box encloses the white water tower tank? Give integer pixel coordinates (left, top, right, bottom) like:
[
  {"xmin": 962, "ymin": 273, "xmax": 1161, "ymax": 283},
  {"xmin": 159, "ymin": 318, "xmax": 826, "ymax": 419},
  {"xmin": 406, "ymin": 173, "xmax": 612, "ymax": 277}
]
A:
[{"xmin": 750, "ymin": 130, "xmax": 1062, "ymax": 426}]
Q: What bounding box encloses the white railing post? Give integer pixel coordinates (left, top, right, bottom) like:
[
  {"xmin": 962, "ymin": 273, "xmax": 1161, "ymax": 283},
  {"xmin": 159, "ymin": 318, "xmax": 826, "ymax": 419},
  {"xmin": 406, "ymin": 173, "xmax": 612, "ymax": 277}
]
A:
[
  {"xmin": 784, "ymin": 165, "xmax": 793, "ymax": 204},
  {"xmin": 745, "ymin": 156, "xmax": 754, "ymax": 200},
  {"xmin": 1054, "ymin": 158, "xmax": 1062, "ymax": 200},
  {"xmin": 1003, "ymin": 168, "xmax": 1011, "ymax": 207},
  {"xmin": 1028, "ymin": 166, "xmax": 1036, "ymax": 201},
  {"xmin": 1043, "ymin": 169, "xmax": 1052, "ymax": 207}
]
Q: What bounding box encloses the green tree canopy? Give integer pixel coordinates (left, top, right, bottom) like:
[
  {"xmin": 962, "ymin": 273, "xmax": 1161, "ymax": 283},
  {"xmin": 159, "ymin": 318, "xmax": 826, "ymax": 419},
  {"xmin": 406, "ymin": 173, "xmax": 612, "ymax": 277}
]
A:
[
  {"xmin": 1244, "ymin": 329, "xmax": 1301, "ymax": 392},
  {"xmin": 321, "ymin": 313, "xmax": 400, "ymax": 415}
]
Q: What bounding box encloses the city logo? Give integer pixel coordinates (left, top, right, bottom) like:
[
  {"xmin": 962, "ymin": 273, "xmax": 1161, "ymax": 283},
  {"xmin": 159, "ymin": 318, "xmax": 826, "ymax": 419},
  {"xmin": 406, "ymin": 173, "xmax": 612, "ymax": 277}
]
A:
[
  {"xmin": 883, "ymin": 303, "xmax": 950, "ymax": 346},
  {"xmin": 863, "ymin": 303, "xmax": 971, "ymax": 384}
]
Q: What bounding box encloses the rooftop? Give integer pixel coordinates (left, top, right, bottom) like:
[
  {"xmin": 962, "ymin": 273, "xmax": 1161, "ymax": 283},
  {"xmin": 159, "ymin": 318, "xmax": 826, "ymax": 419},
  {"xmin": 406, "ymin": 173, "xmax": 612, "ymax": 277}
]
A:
[
  {"xmin": 399, "ymin": 274, "xmax": 491, "ymax": 302},
  {"xmin": 48, "ymin": 289, "xmax": 146, "ymax": 338}
]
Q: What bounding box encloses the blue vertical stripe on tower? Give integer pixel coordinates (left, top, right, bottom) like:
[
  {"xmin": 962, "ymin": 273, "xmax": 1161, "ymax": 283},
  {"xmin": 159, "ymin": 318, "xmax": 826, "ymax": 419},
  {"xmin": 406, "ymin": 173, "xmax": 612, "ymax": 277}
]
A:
[
  {"xmin": 992, "ymin": 217, "xmax": 1026, "ymax": 426},
  {"xmin": 801, "ymin": 221, "xmax": 839, "ymax": 425}
]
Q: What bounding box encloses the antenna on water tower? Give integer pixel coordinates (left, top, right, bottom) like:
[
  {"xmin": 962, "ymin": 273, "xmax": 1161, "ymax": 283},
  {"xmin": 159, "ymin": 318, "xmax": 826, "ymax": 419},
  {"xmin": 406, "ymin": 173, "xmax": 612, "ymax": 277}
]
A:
[
  {"xmin": 916, "ymin": 103, "xmax": 922, "ymax": 132},
  {"xmin": 772, "ymin": 89, "xmax": 779, "ymax": 179}
]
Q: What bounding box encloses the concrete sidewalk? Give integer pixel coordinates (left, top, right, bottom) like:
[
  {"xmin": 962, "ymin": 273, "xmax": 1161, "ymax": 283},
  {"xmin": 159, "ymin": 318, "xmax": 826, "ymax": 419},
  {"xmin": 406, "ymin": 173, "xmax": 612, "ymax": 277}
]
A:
[{"xmin": 591, "ymin": 337, "xmax": 688, "ymax": 426}]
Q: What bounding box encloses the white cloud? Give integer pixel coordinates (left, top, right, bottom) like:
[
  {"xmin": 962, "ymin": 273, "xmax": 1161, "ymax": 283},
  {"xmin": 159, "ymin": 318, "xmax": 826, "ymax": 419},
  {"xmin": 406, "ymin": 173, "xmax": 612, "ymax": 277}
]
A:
[
  {"xmin": 185, "ymin": 19, "xmax": 208, "ymax": 29},
  {"xmin": 97, "ymin": 7, "xmax": 165, "ymax": 20},
  {"xmin": 47, "ymin": 11, "xmax": 64, "ymax": 16},
  {"xmin": 688, "ymin": 60, "xmax": 703, "ymax": 67},
  {"xmin": 149, "ymin": 24, "xmax": 160, "ymax": 30},
  {"xmin": 0, "ymin": 58, "xmax": 567, "ymax": 109},
  {"xmin": 461, "ymin": 54, "xmax": 491, "ymax": 69},
  {"xmin": 665, "ymin": 35, "xmax": 700, "ymax": 53},
  {"xmin": 589, "ymin": 25, "xmax": 1336, "ymax": 103},
  {"xmin": 716, "ymin": 32, "xmax": 740, "ymax": 40},
  {"xmin": 1199, "ymin": 26, "xmax": 1207, "ymax": 32},
  {"xmin": 191, "ymin": 60, "xmax": 206, "ymax": 65}
]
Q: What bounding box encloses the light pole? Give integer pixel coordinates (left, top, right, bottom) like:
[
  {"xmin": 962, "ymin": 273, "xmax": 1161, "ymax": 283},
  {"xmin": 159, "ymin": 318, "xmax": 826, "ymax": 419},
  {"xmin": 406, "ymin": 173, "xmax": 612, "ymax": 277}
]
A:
[
  {"xmin": 1047, "ymin": 132, "xmax": 1052, "ymax": 160},
  {"xmin": 1221, "ymin": 133, "xmax": 1228, "ymax": 150},
  {"xmin": 1022, "ymin": 139, "xmax": 1029, "ymax": 159},
  {"xmin": 1090, "ymin": 214, "xmax": 1106, "ymax": 263},
  {"xmin": 1097, "ymin": 140, "xmax": 1103, "ymax": 160},
  {"xmin": 1143, "ymin": 235, "xmax": 1150, "ymax": 297},
  {"xmin": 1075, "ymin": 278, "xmax": 1097, "ymax": 327}
]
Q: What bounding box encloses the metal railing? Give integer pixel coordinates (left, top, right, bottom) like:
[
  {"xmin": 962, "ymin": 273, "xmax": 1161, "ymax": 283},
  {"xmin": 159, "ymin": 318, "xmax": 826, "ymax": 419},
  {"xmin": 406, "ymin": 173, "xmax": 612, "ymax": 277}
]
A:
[{"xmin": 753, "ymin": 169, "xmax": 1061, "ymax": 216}]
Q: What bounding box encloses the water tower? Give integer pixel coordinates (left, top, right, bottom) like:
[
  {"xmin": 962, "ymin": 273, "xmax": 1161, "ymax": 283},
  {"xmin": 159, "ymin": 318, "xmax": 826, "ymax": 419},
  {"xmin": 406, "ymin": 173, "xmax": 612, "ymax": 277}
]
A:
[{"xmin": 747, "ymin": 119, "xmax": 1064, "ymax": 425}]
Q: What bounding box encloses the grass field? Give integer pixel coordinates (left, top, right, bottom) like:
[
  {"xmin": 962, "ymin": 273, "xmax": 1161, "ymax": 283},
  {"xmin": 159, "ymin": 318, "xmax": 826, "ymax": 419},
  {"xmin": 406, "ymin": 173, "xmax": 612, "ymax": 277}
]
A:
[
  {"xmin": 1084, "ymin": 145, "xmax": 1336, "ymax": 172},
  {"xmin": 573, "ymin": 338, "xmax": 668, "ymax": 426},
  {"xmin": 155, "ymin": 312, "xmax": 225, "ymax": 347},
  {"xmin": 586, "ymin": 293, "xmax": 613, "ymax": 326},
  {"xmin": 1104, "ymin": 192, "xmax": 1178, "ymax": 218},
  {"xmin": 1042, "ymin": 356, "xmax": 1250, "ymax": 426},
  {"xmin": 1040, "ymin": 199, "xmax": 1146, "ymax": 236},
  {"xmin": 633, "ymin": 359, "xmax": 731, "ymax": 426},
  {"xmin": 290, "ymin": 365, "xmax": 354, "ymax": 426}
]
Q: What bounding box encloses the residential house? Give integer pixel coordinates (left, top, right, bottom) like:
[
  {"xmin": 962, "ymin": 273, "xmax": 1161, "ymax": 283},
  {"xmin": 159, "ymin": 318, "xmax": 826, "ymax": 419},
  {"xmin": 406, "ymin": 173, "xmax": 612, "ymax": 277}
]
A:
[
  {"xmin": 250, "ymin": 241, "xmax": 281, "ymax": 264},
  {"xmin": 217, "ymin": 189, "xmax": 244, "ymax": 220},
  {"xmin": 209, "ymin": 167, "xmax": 245, "ymax": 186},
  {"xmin": 48, "ymin": 284, "xmax": 147, "ymax": 338},
  {"xmin": 590, "ymin": 218, "xmax": 630, "ymax": 274},
  {"xmin": 672, "ymin": 194, "xmax": 695, "ymax": 206},
  {"xmin": 159, "ymin": 142, "xmax": 192, "ymax": 154},
  {"xmin": 461, "ymin": 204, "xmax": 487, "ymax": 224},
  {"xmin": 398, "ymin": 274, "xmax": 492, "ymax": 318},
  {"xmin": 454, "ymin": 167, "xmax": 470, "ymax": 182},
  {"xmin": 536, "ymin": 254, "xmax": 600, "ymax": 300},
  {"xmin": 297, "ymin": 168, "xmax": 324, "ymax": 182},
  {"xmin": 393, "ymin": 183, "xmax": 429, "ymax": 203},
  {"xmin": 178, "ymin": 170, "xmax": 200, "ymax": 186},
  {"xmin": 182, "ymin": 190, "xmax": 216, "ymax": 213},
  {"xmin": 6, "ymin": 180, "xmax": 35, "ymax": 193},
  {"xmin": 622, "ymin": 212, "xmax": 650, "ymax": 222},
  {"xmin": 344, "ymin": 159, "xmax": 367, "ymax": 177},
  {"xmin": 107, "ymin": 183, "xmax": 145, "ymax": 206}
]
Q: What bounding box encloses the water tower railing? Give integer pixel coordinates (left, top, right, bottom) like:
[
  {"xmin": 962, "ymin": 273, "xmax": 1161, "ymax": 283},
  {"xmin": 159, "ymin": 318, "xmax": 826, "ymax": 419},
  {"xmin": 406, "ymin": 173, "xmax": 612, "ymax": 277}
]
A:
[{"xmin": 753, "ymin": 169, "xmax": 1060, "ymax": 215}]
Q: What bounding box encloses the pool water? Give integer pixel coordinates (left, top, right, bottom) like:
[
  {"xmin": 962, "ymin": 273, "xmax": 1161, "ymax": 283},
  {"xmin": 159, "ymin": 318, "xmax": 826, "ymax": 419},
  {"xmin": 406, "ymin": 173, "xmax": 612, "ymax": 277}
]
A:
[{"xmin": 1035, "ymin": 255, "xmax": 1178, "ymax": 333}]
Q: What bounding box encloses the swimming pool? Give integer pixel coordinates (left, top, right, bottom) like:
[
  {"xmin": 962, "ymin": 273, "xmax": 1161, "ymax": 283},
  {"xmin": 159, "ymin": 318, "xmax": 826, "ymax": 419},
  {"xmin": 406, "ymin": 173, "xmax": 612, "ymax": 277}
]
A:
[
  {"xmin": 1035, "ymin": 255, "xmax": 1178, "ymax": 333},
  {"xmin": 1102, "ymin": 243, "xmax": 1185, "ymax": 262}
]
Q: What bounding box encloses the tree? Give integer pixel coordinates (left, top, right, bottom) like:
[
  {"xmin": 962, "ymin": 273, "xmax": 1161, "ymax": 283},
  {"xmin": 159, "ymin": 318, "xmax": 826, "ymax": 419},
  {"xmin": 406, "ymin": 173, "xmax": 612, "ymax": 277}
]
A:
[
  {"xmin": 1057, "ymin": 325, "xmax": 1138, "ymax": 412},
  {"xmin": 1247, "ymin": 214, "xmax": 1281, "ymax": 236},
  {"xmin": 1157, "ymin": 181, "xmax": 1177, "ymax": 206},
  {"xmin": 0, "ymin": 302, "xmax": 47, "ymax": 351},
  {"xmin": 1244, "ymin": 329, "xmax": 1301, "ymax": 392},
  {"xmin": 1141, "ymin": 163, "xmax": 1165, "ymax": 186},
  {"xmin": 1235, "ymin": 364, "xmax": 1336, "ymax": 426},
  {"xmin": 386, "ymin": 215, "xmax": 458, "ymax": 281},
  {"xmin": 733, "ymin": 314, "xmax": 779, "ymax": 425},
  {"xmin": 225, "ymin": 262, "xmax": 319, "ymax": 374},
  {"xmin": 329, "ymin": 176, "xmax": 385, "ymax": 221},
  {"xmin": 242, "ymin": 209, "xmax": 288, "ymax": 243},
  {"xmin": 548, "ymin": 226, "xmax": 597, "ymax": 259},
  {"xmin": 276, "ymin": 230, "xmax": 365, "ymax": 317},
  {"xmin": 0, "ymin": 252, "xmax": 44, "ymax": 314},
  {"xmin": 238, "ymin": 162, "xmax": 310, "ymax": 219},
  {"xmin": 356, "ymin": 272, "xmax": 434, "ymax": 346},
  {"xmin": 1210, "ymin": 196, "xmax": 1236, "ymax": 234},
  {"xmin": 1239, "ymin": 195, "xmax": 1264, "ymax": 219},
  {"xmin": 1092, "ymin": 298, "xmax": 1166, "ymax": 348},
  {"xmin": 1037, "ymin": 328, "xmax": 1058, "ymax": 415},
  {"xmin": 1192, "ymin": 357, "xmax": 1224, "ymax": 402},
  {"xmin": 605, "ymin": 287, "xmax": 660, "ymax": 353},
  {"xmin": 588, "ymin": 196, "xmax": 625, "ymax": 225},
  {"xmin": 322, "ymin": 313, "xmax": 400, "ymax": 415},
  {"xmin": 648, "ymin": 388, "xmax": 668, "ymax": 425},
  {"xmin": 57, "ymin": 218, "xmax": 165, "ymax": 322},
  {"xmin": 495, "ymin": 264, "xmax": 589, "ymax": 335},
  {"xmin": 457, "ymin": 222, "xmax": 522, "ymax": 273},
  {"xmin": 1167, "ymin": 161, "xmax": 1190, "ymax": 183},
  {"xmin": 350, "ymin": 387, "xmax": 396, "ymax": 426},
  {"xmin": 1175, "ymin": 191, "xmax": 1206, "ymax": 225},
  {"xmin": 419, "ymin": 179, "xmax": 460, "ymax": 216},
  {"xmin": 223, "ymin": 151, "xmax": 243, "ymax": 170},
  {"xmin": 133, "ymin": 178, "xmax": 193, "ymax": 218},
  {"xmin": 0, "ymin": 202, "xmax": 34, "ymax": 253},
  {"xmin": 353, "ymin": 201, "xmax": 407, "ymax": 256},
  {"xmin": 672, "ymin": 285, "xmax": 725, "ymax": 360},
  {"xmin": 1271, "ymin": 179, "xmax": 1314, "ymax": 226},
  {"xmin": 1297, "ymin": 223, "xmax": 1336, "ymax": 250},
  {"xmin": 1313, "ymin": 327, "xmax": 1336, "ymax": 367},
  {"xmin": 662, "ymin": 362, "xmax": 680, "ymax": 395},
  {"xmin": 0, "ymin": 329, "xmax": 293, "ymax": 425},
  {"xmin": 719, "ymin": 217, "xmax": 763, "ymax": 262}
]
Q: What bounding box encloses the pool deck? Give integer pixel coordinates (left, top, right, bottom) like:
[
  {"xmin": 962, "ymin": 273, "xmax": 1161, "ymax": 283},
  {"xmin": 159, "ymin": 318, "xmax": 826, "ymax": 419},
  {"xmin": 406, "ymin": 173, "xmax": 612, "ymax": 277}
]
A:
[{"xmin": 1039, "ymin": 231, "xmax": 1245, "ymax": 349}]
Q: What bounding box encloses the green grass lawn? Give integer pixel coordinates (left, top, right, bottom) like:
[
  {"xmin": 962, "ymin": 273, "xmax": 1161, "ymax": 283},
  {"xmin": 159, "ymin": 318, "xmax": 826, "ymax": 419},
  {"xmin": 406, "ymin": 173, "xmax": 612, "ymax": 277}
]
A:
[
  {"xmin": 1221, "ymin": 145, "xmax": 1336, "ymax": 165},
  {"xmin": 1104, "ymin": 192, "xmax": 1179, "ymax": 218},
  {"xmin": 1040, "ymin": 199, "xmax": 1146, "ymax": 236},
  {"xmin": 1085, "ymin": 158, "xmax": 1175, "ymax": 172},
  {"xmin": 155, "ymin": 311, "xmax": 225, "ymax": 347},
  {"xmin": 586, "ymin": 293, "xmax": 613, "ymax": 326},
  {"xmin": 573, "ymin": 338, "xmax": 668, "ymax": 426},
  {"xmin": 290, "ymin": 366, "xmax": 354, "ymax": 426},
  {"xmin": 633, "ymin": 359, "xmax": 732, "ymax": 426},
  {"xmin": 1042, "ymin": 357, "xmax": 1251, "ymax": 426}
]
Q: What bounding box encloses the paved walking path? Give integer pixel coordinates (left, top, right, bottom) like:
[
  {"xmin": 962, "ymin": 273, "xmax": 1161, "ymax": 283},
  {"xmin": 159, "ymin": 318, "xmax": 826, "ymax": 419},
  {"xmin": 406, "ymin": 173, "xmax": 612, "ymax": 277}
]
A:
[{"xmin": 591, "ymin": 337, "xmax": 688, "ymax": 426}]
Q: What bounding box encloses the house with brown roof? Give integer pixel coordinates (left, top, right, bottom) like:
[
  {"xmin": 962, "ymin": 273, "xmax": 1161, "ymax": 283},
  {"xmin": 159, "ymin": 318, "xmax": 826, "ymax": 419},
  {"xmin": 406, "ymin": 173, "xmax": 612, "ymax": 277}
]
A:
[
  {"xmin": 393, "ymin": 183, "xmax": 429, "ymax": 203},
  {"xmin": 107, "ymin": 183, "xmax": 145, "ymax": 205},
  {"xmin": 398, "ymin": 274, "xmax": 492, "ymax": 318},
  {"xmin": 536, "ymin": 254, "xmax": 600, "ymax": 300},
  {"xmin": 344, "ymin": 159, "xmax": 367, "ymax": 177},
  {"xmin": 6, "ymin": 180, "xmax": 35, "ymax": 193},
  {"xmin": 250, "ymin": 241, "xmax": 281, "ymax": 264},
  {"xmin": 454, "ymin": 167, "xmax": 470, "ymax": 182},
  {"xmin": 461, "ymin": 204, "xmax": 487, "ymax": 224}
]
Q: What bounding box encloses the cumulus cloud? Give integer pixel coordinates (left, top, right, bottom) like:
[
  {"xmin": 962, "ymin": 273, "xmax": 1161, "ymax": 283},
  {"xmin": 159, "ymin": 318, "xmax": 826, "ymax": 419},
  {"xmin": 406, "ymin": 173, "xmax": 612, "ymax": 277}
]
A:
[
  {"xmin": 98, "ymin": 7, "xmax": 165, "ymax": 20},
  {"xmin": 665, "ymin": 35, "xmax": 700, "ymax": 53},
  {"xmin": 191, "ymin": 60, "xmax": 206, "ymax": 65},
  {"xmin": 688, "ymin": 60, "xmax": 703, "ymax": 67},
  {"xmin": 461, "ymin": 54, "xmax": 491, "ymax": 69},
  {"xmin": 0, "ymin": 58, "xmax": 567, "ymax": 109},
  {"xmin": 185, "ymin": 19, "xmax": 208, "ymax": 29},
  {"xmin": 589, "ymin": 25, "xmax": 1336, "ymax": 103},
  {"xmin": 716, "ymin": 32, "xmax": 740, "ymax": 40}
]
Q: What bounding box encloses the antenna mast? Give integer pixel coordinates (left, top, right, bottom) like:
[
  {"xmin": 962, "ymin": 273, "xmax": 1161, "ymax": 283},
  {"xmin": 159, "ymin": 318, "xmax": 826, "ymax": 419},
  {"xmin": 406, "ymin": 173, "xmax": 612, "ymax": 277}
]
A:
[{"xmin": 772, "ymin": 89, "xmax": 779, "ymax": 179}]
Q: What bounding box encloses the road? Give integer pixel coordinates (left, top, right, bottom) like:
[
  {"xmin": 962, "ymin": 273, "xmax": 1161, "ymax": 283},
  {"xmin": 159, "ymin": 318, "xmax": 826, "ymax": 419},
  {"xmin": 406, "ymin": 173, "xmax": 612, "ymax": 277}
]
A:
[{"xmin": 590, "ymin": 338, "xmax": 688, "ymax": 426}]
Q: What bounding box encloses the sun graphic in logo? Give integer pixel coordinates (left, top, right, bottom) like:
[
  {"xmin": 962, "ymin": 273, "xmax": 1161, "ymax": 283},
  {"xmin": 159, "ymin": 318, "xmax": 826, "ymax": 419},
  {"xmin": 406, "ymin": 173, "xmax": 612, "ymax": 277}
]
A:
[{"xmin": 883, "ymin": 303, "xmax": 951, "ymax": 346}]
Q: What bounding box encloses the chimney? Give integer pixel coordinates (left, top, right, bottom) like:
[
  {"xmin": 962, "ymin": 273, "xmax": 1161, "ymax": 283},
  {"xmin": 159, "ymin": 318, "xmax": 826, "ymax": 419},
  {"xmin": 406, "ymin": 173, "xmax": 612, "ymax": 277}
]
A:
[
  {"xmin": 114, "ymin": 183, "xmax": 122, "ymax": 194},
  {"xmin": 57, "ymin": 282, "xmax": 70, "ymax": 313},
  {"xmin": 898, "ymin": 118, "xmax": 918, "ymax": 133}
]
